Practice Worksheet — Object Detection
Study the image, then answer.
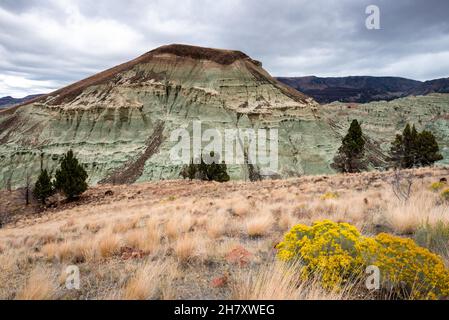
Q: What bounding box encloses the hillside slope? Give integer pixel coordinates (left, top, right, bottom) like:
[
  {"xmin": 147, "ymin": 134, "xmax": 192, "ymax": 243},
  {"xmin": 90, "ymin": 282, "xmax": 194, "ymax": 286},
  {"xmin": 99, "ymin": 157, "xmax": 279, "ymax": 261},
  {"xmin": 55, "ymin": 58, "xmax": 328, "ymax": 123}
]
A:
[
  {"xmin": 316, "ymin": 94, "xmax": 449, "ymax": 167},
  {"xmin": 0, "ymin": 44, "xmax": 322, "ymax": 189},
  {"xmin": 0, "ymin": 168, "xmax": 448, "ymax": 299}
]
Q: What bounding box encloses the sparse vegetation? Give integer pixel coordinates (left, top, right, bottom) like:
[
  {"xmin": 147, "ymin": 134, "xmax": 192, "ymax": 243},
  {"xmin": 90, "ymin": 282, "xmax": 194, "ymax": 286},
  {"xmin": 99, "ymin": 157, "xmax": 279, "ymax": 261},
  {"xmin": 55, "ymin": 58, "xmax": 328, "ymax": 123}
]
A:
[{"xmin": 1, "ymin": 167, "xmax": 449, "ymax": 300}]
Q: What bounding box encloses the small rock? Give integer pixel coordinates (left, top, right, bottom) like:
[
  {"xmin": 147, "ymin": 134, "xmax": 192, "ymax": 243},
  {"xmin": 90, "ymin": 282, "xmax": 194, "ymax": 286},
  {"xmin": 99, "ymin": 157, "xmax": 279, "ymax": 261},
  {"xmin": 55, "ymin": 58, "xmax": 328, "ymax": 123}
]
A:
[
  {"xmin": 120, "ymin": 246, "xmax": 147, "ymax": 260},
  {"xmin": 211, "ymin": 274, "xmax": 228, "ymax": 288},
  {"xmin": 105, "ymin": 190, "xmax": 114, "ymax": 196},
  {"xmin": 225, "ymin": 245, "xmax": 252, "ymax": 267}
]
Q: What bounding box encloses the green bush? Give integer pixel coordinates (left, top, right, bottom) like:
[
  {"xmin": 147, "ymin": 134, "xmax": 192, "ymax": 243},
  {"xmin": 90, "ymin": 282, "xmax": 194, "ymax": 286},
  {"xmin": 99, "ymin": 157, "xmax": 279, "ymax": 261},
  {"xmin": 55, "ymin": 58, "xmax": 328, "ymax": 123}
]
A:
[{"xmin": 54, "ymin": 150, "xmax": 88, "ymax": 200}]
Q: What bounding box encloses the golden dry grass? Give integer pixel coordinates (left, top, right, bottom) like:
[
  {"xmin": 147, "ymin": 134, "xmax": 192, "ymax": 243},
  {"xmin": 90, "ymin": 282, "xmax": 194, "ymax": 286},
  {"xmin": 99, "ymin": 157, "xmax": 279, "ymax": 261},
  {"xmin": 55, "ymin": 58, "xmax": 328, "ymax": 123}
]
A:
[
  {"xmin": 0, "ymin": 167, "xmax": 448, "ymax": 300},
  {"xmin": 384, "ymin": 191, "xmax": 449, "ymax": 234},
  {"xmin": 231, "ymin": 261, "xmax": 355, "ymax": 300},
  {"xmin": 15, "ymin": 268, "xmax": 56, "ymax": 300},
  {"xmin": 124, "ymin": 227, "xmax": 161, "ymax": 254},
  {"xmin": 42, "ymin": 240, "xmax": 92, "ymax": 263},
  {"xmin": 122, "ymin": 261, "xmax": 167, "ymax": 300},
  {"xmin": 206, "ymin": 212, "xmax": 228, "ymax": 239},
  {"xmin": 96, "ymin": 230, "xmax": 122, "ymax": 259},
  {"xmin": 245, "ymin": 212, "xmax": 274, "ymax": 237},
  {"xmin": 173, "ymin": 233, "xmax": 200, "ymax": 263}
]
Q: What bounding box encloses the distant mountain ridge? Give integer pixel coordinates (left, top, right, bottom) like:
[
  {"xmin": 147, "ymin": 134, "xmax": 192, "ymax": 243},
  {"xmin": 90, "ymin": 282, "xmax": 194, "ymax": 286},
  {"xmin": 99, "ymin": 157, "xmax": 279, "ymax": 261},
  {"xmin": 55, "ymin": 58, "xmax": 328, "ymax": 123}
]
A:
[
  {"xmin": 408, "ymin": 78, "xmax": 449, "ymax": 96},
  {"xmin": 0, "ymin": 94, "xmax": 44, "ymax": 109},
  {"xmin": 277, "ymin": 76, "xmax": 449, "ymax": 104}
]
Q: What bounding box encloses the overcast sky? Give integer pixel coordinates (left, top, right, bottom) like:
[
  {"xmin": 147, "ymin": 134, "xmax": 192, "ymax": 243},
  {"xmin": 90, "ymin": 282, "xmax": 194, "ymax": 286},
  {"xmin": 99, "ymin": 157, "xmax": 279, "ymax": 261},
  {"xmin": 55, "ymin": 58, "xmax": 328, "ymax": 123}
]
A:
[{"xmin": 1, "ymin": 0, "xmax": 448, "ymax": 97}]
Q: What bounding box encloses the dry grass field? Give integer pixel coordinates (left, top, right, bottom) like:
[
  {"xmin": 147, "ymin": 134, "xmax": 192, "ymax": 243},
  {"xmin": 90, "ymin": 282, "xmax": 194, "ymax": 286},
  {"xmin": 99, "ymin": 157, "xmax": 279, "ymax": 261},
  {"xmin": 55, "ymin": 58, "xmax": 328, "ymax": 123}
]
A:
[{"xmin": 0, "ymin": 167, "xmax": 448, "ymax": 300}]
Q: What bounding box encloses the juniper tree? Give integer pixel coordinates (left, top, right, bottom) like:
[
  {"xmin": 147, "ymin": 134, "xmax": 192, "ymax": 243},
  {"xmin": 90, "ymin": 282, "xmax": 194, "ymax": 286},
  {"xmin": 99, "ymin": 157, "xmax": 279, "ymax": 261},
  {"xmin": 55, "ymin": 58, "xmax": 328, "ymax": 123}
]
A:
[
  {"xmin": 24, "ymin": 169, "xmax": 32, "ymax": 206},
  {"xmin": 331, "ymin": 119, "xmax": 367, "ymax": 173},
  {"xmin": 415, "ymin": 130, "xmax": 443, "ymax": 167},
  {"xmin": 200, "ymin": 151, "xmax": 228, "ymax": 182},
  {"xmin": 33, "ymin": 169, "xmax": 54, "ymax": 205},
  {"xmin": 390, "ymin": 133, "xmax": 405, "ymax": 168},
  {"xmin": 180, "ymin": 158, "xmax": 198, "ymax": 180},
  {"xmin": 390, "ymin": 124, "xmax": 417, "ymax": 168},
  {"xmin": 54, "ymin": 150, "xmax": 88, "ymax": 200},
  {"xmin": 389, "ymin": 124, "xmax": 443, "ymax": 169},
  {"xmin": 181, "ymin": 152, "xmax": 230, "ymax": 182}
]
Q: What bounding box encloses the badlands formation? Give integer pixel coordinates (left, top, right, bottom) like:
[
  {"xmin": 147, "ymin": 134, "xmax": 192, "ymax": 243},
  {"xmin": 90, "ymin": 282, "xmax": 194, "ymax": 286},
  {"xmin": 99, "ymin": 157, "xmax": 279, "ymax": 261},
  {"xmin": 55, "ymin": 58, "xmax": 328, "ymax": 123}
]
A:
[{"xmin": 0, "ymin": 44, "xmax": 448, "ymax": 189}]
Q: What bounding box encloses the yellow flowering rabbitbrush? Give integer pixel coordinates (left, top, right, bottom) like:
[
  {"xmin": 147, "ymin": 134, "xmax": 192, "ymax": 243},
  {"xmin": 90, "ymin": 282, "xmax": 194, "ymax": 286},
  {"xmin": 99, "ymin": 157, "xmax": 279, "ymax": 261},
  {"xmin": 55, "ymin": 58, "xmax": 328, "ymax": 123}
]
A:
[
  {"xmin": 365, "ymin": 233, "xmax": 449, "ymax": 299},
  {"xmin": 429, "ymin": 181, "xmax": 446, "ymax": 192},
  {"xmin": 320, "ymin": 192, "xmax": 339, "ymax": 200},
  {"xmin": 277, "ymin": 220, "xmax": 365, "ymax": 288},
  {"xmin": 277, "ymin": 220, "xmax": 449, "ymax": 299}
]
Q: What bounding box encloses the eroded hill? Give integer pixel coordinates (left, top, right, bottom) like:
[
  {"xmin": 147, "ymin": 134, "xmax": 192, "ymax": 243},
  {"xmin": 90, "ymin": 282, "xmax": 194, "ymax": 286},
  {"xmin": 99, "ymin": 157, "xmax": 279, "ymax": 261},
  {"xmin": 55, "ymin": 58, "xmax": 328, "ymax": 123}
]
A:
[{"xmin": 0, "ymin": 45, "xmax": 449, "ymax": 189}]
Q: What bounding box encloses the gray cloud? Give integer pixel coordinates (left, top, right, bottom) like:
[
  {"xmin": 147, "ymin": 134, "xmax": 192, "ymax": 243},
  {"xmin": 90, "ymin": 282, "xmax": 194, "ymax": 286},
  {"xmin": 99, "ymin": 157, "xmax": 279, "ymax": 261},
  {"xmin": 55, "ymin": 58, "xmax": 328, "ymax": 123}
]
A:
[{"xmin": 1, "ymin": 0, "xmax": 448, "ymax": 97}]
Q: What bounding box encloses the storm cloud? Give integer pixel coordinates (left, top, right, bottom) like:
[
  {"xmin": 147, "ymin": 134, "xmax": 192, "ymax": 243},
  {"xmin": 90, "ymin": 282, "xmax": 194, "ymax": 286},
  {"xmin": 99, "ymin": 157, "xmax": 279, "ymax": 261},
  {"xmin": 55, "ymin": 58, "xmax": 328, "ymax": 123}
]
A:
[{"xmin": 1, "ymin": 0, "xmax": 448, "ymax": 97}]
